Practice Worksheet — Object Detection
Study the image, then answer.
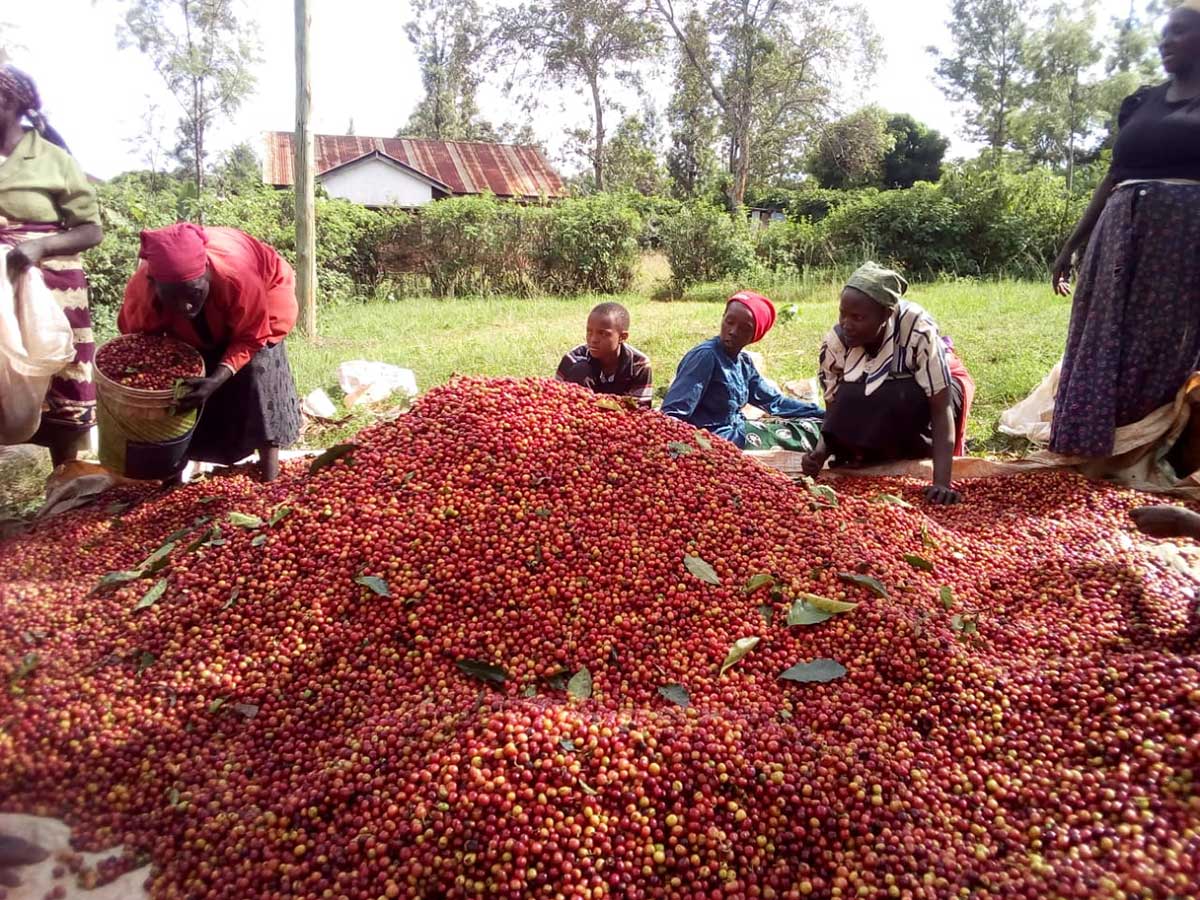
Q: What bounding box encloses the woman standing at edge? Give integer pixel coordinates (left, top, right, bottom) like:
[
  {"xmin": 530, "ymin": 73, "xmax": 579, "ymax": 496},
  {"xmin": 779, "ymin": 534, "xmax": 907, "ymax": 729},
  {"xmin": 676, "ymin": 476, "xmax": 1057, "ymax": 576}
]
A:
[
  {"xmin": 1050, "ymin": 2, "xmax": 1200, "ymax": 457},
  {"xmin": 0, "ymin": 64, "xmax": 103, "ymax": 465}
]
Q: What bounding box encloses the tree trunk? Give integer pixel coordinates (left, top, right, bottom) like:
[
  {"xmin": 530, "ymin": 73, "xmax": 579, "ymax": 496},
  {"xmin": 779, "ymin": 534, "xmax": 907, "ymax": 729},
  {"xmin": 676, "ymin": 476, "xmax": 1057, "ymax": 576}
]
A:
[{"xmin": 589, "ymin": 76, "xmax": 606, "ymax": 192}]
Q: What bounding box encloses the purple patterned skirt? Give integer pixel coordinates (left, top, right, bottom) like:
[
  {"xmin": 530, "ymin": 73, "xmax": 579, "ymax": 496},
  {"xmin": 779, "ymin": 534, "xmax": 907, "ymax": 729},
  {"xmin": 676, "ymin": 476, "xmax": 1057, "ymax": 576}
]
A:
[
  {"xmin": 1050, "ymin": 182, "xmax": 1200, "ymax": 457},
  {"xmin": 0, "ymin": 220, "xmax": 96, "ymax": 432}
]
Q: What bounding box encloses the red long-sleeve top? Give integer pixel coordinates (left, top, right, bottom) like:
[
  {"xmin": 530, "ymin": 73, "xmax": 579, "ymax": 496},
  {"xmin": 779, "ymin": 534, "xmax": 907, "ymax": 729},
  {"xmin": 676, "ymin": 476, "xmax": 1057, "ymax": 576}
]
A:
[{"xmin": 118, "ymin": 227, "xmax": 298, "ymax": 374}]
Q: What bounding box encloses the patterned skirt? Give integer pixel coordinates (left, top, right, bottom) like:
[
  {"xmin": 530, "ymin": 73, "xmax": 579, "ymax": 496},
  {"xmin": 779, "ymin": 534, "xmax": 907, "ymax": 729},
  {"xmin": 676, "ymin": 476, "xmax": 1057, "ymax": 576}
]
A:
[
  {"xmin": 0, "ymin": 219, "xmax": 96, "ymax": 433},
  {"xmin": 1051, "ymin": 182, "xmax": 1200, "ymax": 457}
]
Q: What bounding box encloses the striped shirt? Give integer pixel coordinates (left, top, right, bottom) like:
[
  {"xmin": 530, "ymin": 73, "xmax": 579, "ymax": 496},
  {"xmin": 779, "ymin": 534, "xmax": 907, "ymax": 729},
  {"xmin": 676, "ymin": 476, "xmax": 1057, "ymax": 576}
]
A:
[
  {"xmin": 556, "ymin": 343, "xmax": 653, "ymax": 407},
  {"xmin": 818, "ymin": 301, "xmax": 951, "ymax": 402}
]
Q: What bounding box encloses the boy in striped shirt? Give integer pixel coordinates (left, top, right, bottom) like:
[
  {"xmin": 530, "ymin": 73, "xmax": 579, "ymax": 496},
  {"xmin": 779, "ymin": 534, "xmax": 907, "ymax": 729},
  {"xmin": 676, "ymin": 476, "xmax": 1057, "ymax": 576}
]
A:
[{"xmin": 555, "ymin": 302, "xmax": 653, "ymax": 408}]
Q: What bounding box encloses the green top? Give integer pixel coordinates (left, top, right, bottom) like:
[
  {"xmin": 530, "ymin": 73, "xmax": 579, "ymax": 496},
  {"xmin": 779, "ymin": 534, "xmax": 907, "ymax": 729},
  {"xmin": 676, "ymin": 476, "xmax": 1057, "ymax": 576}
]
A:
[{"xmin": 0, "ymin": 129, "xmax": 100, "ymax": 227}]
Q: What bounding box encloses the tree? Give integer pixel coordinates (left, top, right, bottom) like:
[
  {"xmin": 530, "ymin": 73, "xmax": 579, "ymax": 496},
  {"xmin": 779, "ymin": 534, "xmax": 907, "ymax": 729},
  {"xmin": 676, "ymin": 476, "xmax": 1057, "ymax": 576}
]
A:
[
  {"xmin": 1012, "ymin": 1, "xmax": 1107, "ymax": 193},
  {"xmin": 211, "ymin": 140, "xmax": 261, "ymax": 194},
  {"xmin": 124, "ymin": 99, "xmax": 174, "ymax": 192},
  {"xmin": 118, "ymin": 0, "xmax": 261, "ymax": 199},
  {"xmin": 806, "ymin": 106, "xmax": 892, "ymax": 189},
  {"xmin": 655, "ymin": 0, "xmax": 876, "ymax": 209},
  {"xmin": 603, "ymin": 114, "xmax": 668, "ymax": 195},
  {"xmin": 930, "ymin": 0, "xmax": 1032, "ymax": 160},
  {"xmin": 399, "ymin": 0, "xmax": 493, "ymax": 140},
  {"xmin": 493, "ymin": 0, "xmax": 660, "ymax": 191},
  {"xmin": 665, "ymin": 10, "xmax": 719, "ymax": 199},
  {"xmin": 881, "ymin": 114, "xmax": 950, "ymax": 188},
  {"xmin": 1097, "ymin": 1, "xmax": 1165, "ymax": 143}
]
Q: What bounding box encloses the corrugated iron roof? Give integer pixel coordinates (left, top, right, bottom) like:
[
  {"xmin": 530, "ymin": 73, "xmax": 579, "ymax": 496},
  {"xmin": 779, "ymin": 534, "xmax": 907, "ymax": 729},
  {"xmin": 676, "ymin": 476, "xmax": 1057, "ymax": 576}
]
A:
[{"xmin": 263, "ymin": 132, "xmax": 566, "ymax": 200}]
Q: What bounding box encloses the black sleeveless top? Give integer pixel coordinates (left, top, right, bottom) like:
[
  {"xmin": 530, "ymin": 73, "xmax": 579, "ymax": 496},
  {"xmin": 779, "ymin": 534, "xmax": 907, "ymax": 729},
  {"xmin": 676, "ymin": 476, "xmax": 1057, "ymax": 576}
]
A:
[{"xmin": 1110, "ymin": 83, "xmax": 1200, "ymax": 182}]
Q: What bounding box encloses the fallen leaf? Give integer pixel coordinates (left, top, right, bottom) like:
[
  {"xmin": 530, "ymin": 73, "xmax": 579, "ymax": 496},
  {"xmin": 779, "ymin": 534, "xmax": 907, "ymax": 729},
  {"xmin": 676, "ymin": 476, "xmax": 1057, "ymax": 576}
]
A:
[
  {"xmin": 232, "ymin": 703, "xmax": 259, "ymax": 719},
  {"xmin": 667, "ymin": 441, "xmax": 694, "ymax": 459},
  {"xmin": 684, "ymin": 554, "xmax": 720, "ymax": 586},
  {"xmin": 567, "ymin": 666, "xmax": 593, "ymax": 701},
  {"xmin": 694, "ymin": 432, "xmax": 713, "ymax": 451},
  {"xmin": 779, "ymin": 658, "xmax": 847, "ymax": 683},
  {"xmin": 903, "ymin": 553, "xmax": 935, "ymax": 572},
  {"xmin": 807, "ymin": 482, "xmax": 839, "ymax": 507},
  {"xmin": 595, "ymin": 396, "xmax": 622, "ymax": 411},
  {"xmin": 136, "ymin": 651, "xmax": 156, "ymax": 673},
  {"xmin": 251, "ymin": 534, "xmax": 268, "ymax": 547},
  {"xmin": 578, "ymin": 778, "xmax": 598, "ymax": 796},
  {"xmin": 268, "ymin": 505, "xmax": 292, "ymax": 527},
  {"xmin": 837, "ymin": 572, "xmax": 889, "ymax": 598},
  {"xmin": 309, "ymin": 443, "xmax": 358, "ymax": 474},
  {"xmin": 786, "ymin": 601, "xmax": 833, "ymax": 626},
  {"xmin": 743, "ymin": 573, "xmax": 775, "ymax": 594},
  {"xmin": 873, "ymin": 493, "xmax": 913, "ymax": 509},
  {"xmin": 758, "ymin": 604, "xmax": 775, "ymax": 626},
  {"xmin": 10, "ymin": 652, "xmax": 38, "ymax": 685},
  {"xmin": 801, "ymin": 593, "xmax": 858, "ymax": 614},
  {"xmin": 208, "ymin": 698, "xmax": 226, "ymax": 713},
  {"xmin": 657, "ymin": 684, "xmax": 690, "ymax": 707},
  {"xmin": 134, "ymin": 579, "xmax": 168, "ymax": 611},
  {"xmin": 719, "ymin": 637, "xmax": 760, "ymax": 677},
  {"xmin": 222, "ymin": 587, "xmax": 240, "ymax": 610},
  {"xmin": 92, "ymin": 570, "xmax": 143, "ymax": 594},
  {"xmin": 456, "ymin": 659, "xmax": 509, "ymax": 685},
  {"xmin": 227, "ymin": 512, "xmax": 263, "ymax": 529},
  {"xmin": 939, "ymin": 586, "xmax": 955, "ymax": 610},
  {"xmin": 354, "ymin": 575, "xmax": 391, "ymax": 597}
]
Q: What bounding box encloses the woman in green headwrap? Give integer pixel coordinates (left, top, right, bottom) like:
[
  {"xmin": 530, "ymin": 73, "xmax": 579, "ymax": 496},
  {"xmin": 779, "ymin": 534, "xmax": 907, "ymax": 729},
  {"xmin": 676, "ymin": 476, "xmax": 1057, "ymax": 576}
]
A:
[{"xmin": 801, "ymin": 263, "xmax": 975, "ymax": 504}]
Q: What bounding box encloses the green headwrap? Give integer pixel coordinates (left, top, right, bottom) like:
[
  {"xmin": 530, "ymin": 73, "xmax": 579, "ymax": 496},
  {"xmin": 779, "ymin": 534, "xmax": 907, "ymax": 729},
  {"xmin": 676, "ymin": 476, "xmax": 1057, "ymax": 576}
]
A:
[{"xmin": 845, "ymin": 262, "xmax": 908, "ymax": 309}]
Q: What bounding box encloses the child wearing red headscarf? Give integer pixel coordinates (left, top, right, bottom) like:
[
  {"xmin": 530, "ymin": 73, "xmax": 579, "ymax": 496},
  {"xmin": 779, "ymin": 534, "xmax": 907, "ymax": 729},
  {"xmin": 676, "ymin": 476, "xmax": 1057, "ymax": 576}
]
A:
[{"xmin": 661, "ymin": 291, "xmax": 823, "ymax": 449}]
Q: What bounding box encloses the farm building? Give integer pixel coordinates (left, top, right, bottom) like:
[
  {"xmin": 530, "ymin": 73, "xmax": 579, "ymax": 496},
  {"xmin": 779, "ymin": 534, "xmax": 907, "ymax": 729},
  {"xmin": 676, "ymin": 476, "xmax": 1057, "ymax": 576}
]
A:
[{"xmin": 261, "ymin": 132, "xmax": 566, "ymax": 208}]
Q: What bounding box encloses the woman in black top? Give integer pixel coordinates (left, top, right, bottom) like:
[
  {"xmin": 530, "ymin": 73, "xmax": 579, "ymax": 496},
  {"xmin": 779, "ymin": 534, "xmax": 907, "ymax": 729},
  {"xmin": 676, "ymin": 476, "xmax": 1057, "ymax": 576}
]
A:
[{"xmin": 1050, "ymin": 2, "xmax": 1200, "ymax": 457}]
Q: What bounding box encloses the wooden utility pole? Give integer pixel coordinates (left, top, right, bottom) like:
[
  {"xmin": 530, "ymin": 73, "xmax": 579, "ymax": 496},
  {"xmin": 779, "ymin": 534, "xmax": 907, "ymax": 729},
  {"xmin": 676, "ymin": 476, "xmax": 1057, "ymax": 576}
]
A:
[{"xmin": 294, "ymin": 0, "xmax": 317, "ymax": 337}]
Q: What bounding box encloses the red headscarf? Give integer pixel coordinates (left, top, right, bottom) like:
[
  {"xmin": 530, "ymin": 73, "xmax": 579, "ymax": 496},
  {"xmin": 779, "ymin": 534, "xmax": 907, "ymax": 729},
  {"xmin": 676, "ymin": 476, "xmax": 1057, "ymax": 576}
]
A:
[
  {"xmin": 727, "ymin": 291, "xmax": 776, "ymax": 344},
  {"xmin": 139, "ymin": 223, "xmax": 210, "ymax": 283}
]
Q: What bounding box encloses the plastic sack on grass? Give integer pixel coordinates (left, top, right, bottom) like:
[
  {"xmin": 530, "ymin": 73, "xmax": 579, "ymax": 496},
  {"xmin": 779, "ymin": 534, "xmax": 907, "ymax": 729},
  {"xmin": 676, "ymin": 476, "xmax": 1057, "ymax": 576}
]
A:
[
  {"xmin": 336, "ymin": 360, "xmax": 418, "ymax": 409},
  {"xmin": 0, "ymin": 248, "xmax": 75, "ymax": 445},
  {"xmin": 999, "ymin": 360, "xmax": 1061, "ymax": 445}
]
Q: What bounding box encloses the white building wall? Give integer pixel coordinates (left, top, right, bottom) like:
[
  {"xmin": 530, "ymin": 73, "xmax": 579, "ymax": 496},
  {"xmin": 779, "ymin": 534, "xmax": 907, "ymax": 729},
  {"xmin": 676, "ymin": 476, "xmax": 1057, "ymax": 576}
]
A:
[{"xmin": 319, "ymin": 157, "xmax": 435, "ymax": 207}]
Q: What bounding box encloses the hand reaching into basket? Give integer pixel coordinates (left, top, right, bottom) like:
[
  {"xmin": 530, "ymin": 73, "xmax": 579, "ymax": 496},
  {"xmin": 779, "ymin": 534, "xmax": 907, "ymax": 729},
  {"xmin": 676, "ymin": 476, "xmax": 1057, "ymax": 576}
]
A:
[{"xmin": 175, "ymin": 366, "xmax": 233, "ymax": 411}]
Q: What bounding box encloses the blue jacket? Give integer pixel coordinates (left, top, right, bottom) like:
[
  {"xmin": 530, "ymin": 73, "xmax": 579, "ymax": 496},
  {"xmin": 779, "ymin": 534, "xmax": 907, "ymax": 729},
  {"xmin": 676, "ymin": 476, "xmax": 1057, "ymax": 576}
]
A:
[{"xmin": 661, "ymin": 338, "xmax": 823, "ymax": 447}]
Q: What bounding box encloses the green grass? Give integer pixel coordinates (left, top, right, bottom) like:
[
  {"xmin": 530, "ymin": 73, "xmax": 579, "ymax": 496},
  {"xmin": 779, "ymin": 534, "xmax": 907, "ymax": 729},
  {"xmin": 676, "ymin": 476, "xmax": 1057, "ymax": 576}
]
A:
[{"xmin": 289, "ymin": 276, "xmax": 1070, "ymax": 454}]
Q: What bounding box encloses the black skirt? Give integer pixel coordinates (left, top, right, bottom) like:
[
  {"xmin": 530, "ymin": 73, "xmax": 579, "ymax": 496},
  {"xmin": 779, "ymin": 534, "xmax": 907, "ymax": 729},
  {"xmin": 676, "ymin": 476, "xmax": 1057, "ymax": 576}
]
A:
[
  {"xmin": 189, "ymin": 342, "xmax": 302, "ymax": 466},
  {"xmin": 823, "ymin": 374, "xmax": 963, "ymax": 466}
]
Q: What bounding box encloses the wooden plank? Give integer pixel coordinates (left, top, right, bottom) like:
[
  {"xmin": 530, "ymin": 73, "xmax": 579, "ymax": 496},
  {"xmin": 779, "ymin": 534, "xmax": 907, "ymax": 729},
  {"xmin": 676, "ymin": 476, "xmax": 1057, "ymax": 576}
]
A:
[{"xmin": 294, "ymin": 0, "xmax": 317, "ymax": 337}]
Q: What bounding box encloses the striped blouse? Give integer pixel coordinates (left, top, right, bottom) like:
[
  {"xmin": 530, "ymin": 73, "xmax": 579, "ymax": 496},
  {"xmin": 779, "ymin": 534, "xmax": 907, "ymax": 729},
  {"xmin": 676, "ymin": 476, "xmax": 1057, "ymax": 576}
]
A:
[{"xmin": 818, "ymin": 300, "xmax": 951, "ymax": 402}]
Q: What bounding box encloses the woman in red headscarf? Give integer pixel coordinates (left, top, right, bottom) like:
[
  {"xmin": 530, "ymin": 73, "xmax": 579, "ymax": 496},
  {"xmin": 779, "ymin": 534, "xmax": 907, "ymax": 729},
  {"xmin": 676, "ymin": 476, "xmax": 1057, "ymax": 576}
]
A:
[
  {"xmin": 661, "ymin": 291, "xmax": 823, "ymax": 449},
  {"xmin": 117, "ymin": 223, "xmax": 301, "ymax": 482}
]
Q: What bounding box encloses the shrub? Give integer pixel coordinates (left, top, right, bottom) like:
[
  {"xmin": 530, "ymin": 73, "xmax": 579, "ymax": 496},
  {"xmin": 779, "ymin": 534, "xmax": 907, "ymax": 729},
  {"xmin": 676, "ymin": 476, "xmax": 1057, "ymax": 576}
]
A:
[
  {"xmin": 660, "ymin": 201, "xmax": 756, "ymax": 289},
  {"xmin": 538, "ymin": 195, "xmax": 642, "ymax": 295}
]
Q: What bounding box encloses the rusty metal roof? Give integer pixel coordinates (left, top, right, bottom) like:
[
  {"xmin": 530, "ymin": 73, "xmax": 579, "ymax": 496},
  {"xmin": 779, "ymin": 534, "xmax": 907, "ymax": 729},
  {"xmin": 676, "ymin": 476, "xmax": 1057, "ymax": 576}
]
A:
[{"xmin": 263, "ymin": 132, "xmax": 566, "ymax": 200}]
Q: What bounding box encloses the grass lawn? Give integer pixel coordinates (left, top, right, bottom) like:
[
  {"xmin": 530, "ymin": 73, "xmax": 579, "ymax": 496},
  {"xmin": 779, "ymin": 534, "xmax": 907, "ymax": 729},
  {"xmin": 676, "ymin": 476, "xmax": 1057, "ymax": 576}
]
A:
[{"xmin": 288, "ymin": 276, "xmax": 1071, "ymax": 454}]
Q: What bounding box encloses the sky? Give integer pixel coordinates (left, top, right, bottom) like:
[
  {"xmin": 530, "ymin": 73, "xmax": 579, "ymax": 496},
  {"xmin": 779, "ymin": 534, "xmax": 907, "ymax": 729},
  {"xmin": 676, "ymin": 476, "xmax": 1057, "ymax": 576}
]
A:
[{"xmin": 3, "ymin": 0, "xmax": 1148, "ymax": 180}]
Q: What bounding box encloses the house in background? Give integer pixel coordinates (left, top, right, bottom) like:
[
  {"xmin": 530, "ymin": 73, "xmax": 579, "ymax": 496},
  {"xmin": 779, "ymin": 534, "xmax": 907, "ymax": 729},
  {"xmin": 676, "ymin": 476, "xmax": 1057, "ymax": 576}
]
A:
[{"xmin": 262, "ymin": 132, "xmax": 566, "ymax": 208}]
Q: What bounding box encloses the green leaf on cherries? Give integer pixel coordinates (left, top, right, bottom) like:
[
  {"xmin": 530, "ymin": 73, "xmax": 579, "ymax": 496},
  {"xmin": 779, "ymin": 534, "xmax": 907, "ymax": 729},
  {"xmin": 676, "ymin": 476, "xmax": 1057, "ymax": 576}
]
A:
[
  {"xmin": 456, "ymin": 659, "xmax": 509, "ymax": 685},
  {"xmin": 522, "ymin": 685, "xmax": 538, "ymax": 698},
  {"xmin": 758, "ymin": 604, "xmax": 775, "ymax": 626},
  {"xmin": 577, "ymin": 778, "xmax": 598, "ymax": 796},
  {"xmin": 222, "ymin": 587, "xmax": 240, "ymax": 610},
  {"xmin": 684, "ymin": 554, "xmax": 720, "ymax": 586},
  {"xmin": 658, "ymin": 684, "xmax": 690, "ymax": 708},
  {"xmin": 268, "ymin": 505, "xmax": 292, "ymax": 527},
  {"xmin": 227, "ymin": 512, "xmax": 263, "ymax": 529},
  {"xmin": 837, "ymin": 572, "xmax": 889, "ymax": 598},
  {"xmin": 105, "ymin": 501, "xmax": 131, "ymax": 516},
  {"xmin": 779, "ymin": 658, "xmax": 847, "ymax": 683},
  {"xmin": 567, "ymin": 666, "xmax": 593, "ymax": 701},
  {"xmin": 92, "ymin": 569, "xmax": 143, "ymax": 594},
  {"xmin": 806, "ymin": 481, "xmax": 839, "ymax": 507},
  {"xmin": 185, "ymin": 526, "xmax": 219, "ymax": 553},
  {"xmin": 743, "ymin": 573, "xmax": 775, "ymax": 594},
  {"xmin": 134, "ymin": 579, "xmax": 168, "ymax": 611},
  {"xmin": 232, "ymin": 703, "xmax": 259, "ymax": 719},
  {"xmin": 939, "ymin": 586, "xmax": 955, "ymax": 610},
  {"xmin": 535, "ymin": 508, "xmax": 552, "ymax": 518},
  {"xmin": 719, "ymin": 636, "xmax": 760, "ymax": 677},
  {"xmin": 136, "ymin": 651, "xmax": 156, "ymax": 673},
  {"xmin": 162, "ymin": 525, "xmax": 195, "ymax": 543},
  {"xmin": 921, "ymin": 523, "xmax": 938, "ymax": 549},
  {"xmin": 354, "ymin": 575, "xmax": 391, "ymax": 597},
  {"xmin": 667, "ymin": 441, "xmax": 694, "ymax": 459},
  {"xmin": 951, "ymin": 614, "xmax": 978, "ymax": 636},
  {"xmin": 559, "ymin": 738, "xmax": 576, "ymax": 752},
  {"xmin": 694, "ymin": 432, "xmax": 713, "ymax": 451},
  {"xmin": 873, "ymin": 493, "xmax": 913, "ymax": 509},
  {"xmin": 140, "ymin": 541, "xmax": 177, "ymax": 574},
  {"xmin": 251, "ymin": 534, "xmax": 268, "ymax": 547},
  {"xmin": 309, "ymin": 442, "xmax": 359, "ymax": 474},
  {"xmin": 903, "ymin": 553, "xmax": 935, "ymax": 572},
  {"xmin": 208, "ymin": 697, "xmax": 226, "ymax": 713},
  {"xmin": 168, "ymin": 787, "xmax": 181, "ymax": 807},
  {"xmin": 10, "ymin": 652, "xmax": 39, "ymax": 686},
  {"xmin": 786, "ymin": 600, "xmax": 833, "ymax": 626},
  {"xmin": 595, "ymin": 396, "xmax": 623, "ymax": 412}
]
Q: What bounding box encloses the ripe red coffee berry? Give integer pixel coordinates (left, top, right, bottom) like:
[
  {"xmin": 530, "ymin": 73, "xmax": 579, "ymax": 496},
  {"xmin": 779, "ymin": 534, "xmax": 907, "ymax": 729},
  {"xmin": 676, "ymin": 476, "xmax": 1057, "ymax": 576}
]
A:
[{"xmin": 95, "ymin": 334, "xmax": 204, "ymax": 390}]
